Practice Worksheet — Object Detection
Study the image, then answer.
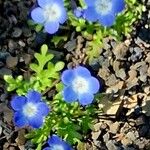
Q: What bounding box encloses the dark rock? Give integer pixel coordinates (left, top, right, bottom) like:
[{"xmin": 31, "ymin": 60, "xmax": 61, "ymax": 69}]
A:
[
  {"xmin": 11, "ymin": 27, "xmax": 22, "ymax": 38},
  {"xmin": 0, "ymin": 67, "xmax": 12, "ymax": 78},
  {"xmin": 138, "ymin": 125, "xmax": 149, "ymax": 137},
  {"xmin": 6, "ymin": 56, "xmax": 18, "ymax": 68},
  {"xmin": 136, "ymin": 114, "xmax": 147, "ymax": 126}
]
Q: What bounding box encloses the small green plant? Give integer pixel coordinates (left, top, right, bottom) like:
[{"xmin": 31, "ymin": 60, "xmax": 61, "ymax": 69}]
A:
[
  {"xmin": 4, "ymin": 44, "xmax": 102, "ymax": 150},
  {"xmin": 4, "ymin": 44, "xmax": 64, "ymax": 95}
]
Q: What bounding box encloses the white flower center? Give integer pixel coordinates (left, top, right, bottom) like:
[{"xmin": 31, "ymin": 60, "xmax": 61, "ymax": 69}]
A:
[
  {"xmin": 51, "ymin": 145, "xmax": 64, "ymax": 150},
  {"xmin": 72, "ymin": 77, "xmax": 88, "ymax": 94},
  {"xmin": 95, "ymin": 0, "xmax": 112, "ymax": 15},
  {"xmin": 23, "ymin": 103, "xmax": 37, "ymax": 118},
  {"xmin": 43, "ymin": 4, "xmax": 61, "ymax": 22}
]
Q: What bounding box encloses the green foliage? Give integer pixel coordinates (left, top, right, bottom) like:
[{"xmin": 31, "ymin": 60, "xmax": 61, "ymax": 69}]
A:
[
  {"xmin": 4, "ymin": 44, "xmax": 64, "ymax": 95},
  {"xmin": 5, "ymin": 44, "xmax": 101, "ymax": 150},
  {"xmin": 26, "ymin": 87, "xmax": 98, "ymax": 149},
  {"xmin": 67, "ymin": 0, "xmax": 145, "ymax": 62}
]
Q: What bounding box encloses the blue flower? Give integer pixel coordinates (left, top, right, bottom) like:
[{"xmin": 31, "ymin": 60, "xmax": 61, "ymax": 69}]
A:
[
  {"xmin": 43, "ymin": 135, "xmax": 72, "ymax": 150},
  {"xmin": 11, "ymin": 90, "xmax": 50, "ymax": 128},
  {"xmin": 31, "ymin": 0, "xmax": 67, "ymax": 34},
  {"xmin": 74, "ymin": 7, "xmax": 84, "ymax": 18},
  {"xmin": 83, "ymin": 0, "xmax": 125, "ymax": 26},
  {"xmin": 61, "ymin": 66, "xmax": 100, "ymax": 106}
]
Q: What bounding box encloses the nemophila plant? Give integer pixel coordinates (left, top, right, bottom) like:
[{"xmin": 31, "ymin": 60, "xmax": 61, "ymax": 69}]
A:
[
  {"xmin": 43, "ymin": 135, "xmax": 72, "ymax": 150},
  {"xmin": 67, "ymin": 0, "xmax": 145, "ymax": 61},
  {"xmin": 4, "ymin": 44, "xmax": 102, "ymax": 150},
  {"xmin": 28, "ymin": 0, "xmax": 145, "ymax": 62},
  {"xmin": 61, "ymin": 66, "xmax": 100, "ymax": 105},
  {"xmin": 4, "ymin": 44, "xmax": 65, "ymax": 95},
  {"xmin": 11, "ymin": 90, "xmax": 50, "ymax": 128},
  {"xmin": 31, "ymin": 0, "xmax": 67, "ymax": 34}
]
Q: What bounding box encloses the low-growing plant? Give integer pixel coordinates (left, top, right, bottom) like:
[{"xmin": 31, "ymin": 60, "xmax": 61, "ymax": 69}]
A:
[
  {"xmin": 4, "ymin": 44, "xmax": 102, "ymax": 150},
  {"xmin": 28, "ymin": 0, "xmax": 145, "ymax": 62}
]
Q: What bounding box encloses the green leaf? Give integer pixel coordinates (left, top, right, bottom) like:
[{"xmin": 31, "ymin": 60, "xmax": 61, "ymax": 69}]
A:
[
  {"xmin": 30, "ymin": 64, "xmax": 40, "ymax": 73},
  {"xmin": 55, "ymin": 61, "xmax": 65, "ymax": 71}
]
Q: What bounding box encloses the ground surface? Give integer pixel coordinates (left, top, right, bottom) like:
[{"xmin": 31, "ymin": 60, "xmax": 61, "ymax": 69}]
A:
[{"xmin": 0, "ymin": 0, "xmax": 150, "ymax": 150}]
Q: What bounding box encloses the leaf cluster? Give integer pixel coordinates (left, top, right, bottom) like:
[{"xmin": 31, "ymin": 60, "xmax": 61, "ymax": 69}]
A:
[{"xmin": 4, "ymin": 44, "xmax": 64, "ymax": 95}]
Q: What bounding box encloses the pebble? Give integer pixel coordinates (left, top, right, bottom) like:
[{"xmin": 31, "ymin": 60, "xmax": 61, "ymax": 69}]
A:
[
  {"xmin": 126, "ymin": 132, "xmax": 136, "ymax": 141},
  {"xmin": 92, "ymin": 131, "xmax": 101, "ymax": 140},
  {"xmin": 11, "ymin": 27, "xmax": 22, "ymax": 38},
  {"xmin": 6, "ymin": 56, "xmax": 18, "ymax": 68},
  {"xmin": 138, "ymin": 125, "xmax": 149, "ymax": 137},
  {"xmin": 136, "ymin": 114, "xmax": 147, "ymax": 126},
  {"xmin": 103, "ymin": 132, "xmax": 110, "ymax": 143},
  {"xmin": 0, "ymin": 67, "xmax": 12, "ymax": 78},
  {"xmin": 0, "ymin": 126, "xmax": 2, "ymax": 136},
  {"xmin": 109, "ymin": 122, "xmax": 120, "ymax": 134},
  {"xmin": 93, "ymin": 122, "xmax": 102, "ymax": 132},
  {"xmin": 106, "ymin": 140, "xmax": 118, "ymax": 150}
]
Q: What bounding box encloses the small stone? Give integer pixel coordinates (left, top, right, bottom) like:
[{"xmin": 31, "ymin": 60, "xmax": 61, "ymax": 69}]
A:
[
  {"xmin": 12, "ymin": 27, "xmax": 22, "ymax": 38},
  {"xmin": 8, "ymin": 40, "xmax": 18, "ymax": 50},
  {"xmin": 144, "ymin": 86, "xmax": 150, "ymax": 94},
  {"xmin": 23, "ymin": 54, "xmax": 32, "ymax": 65},
  {"xmin": 138, "ymin": 125, "xmax": 149, "ymax": 137},
  {"xmin": 115, "ymin": 69, "xmax": 126, "ymax": 80},
  {"xmin": 100, "ymin": 123, "xmax": 108, "ymax": 130},
  {"xmin": 126, "ymin": 132, "xmax": 136, "ymax": 141},
  {"xmin": 6, "ymin": 56, "xmax": 18, "ymax": 68},
  {"xmin": 109, "ymin": 122, "xmax": 120, "ymax": 134},
  {"xmin": 0, "ymin": 68, "xmax": 12, "ymax": 78},
  {"xmin": 121, "ymin": 137, "xmax": 132, "ymax": 146},
  {"xmin": 18, "ymin": 40, "xmax": 25, "ymax": 47},
  {"xmin": 9, "ymin": 147, "xmax": 15, "ymax": 150},
  {"xmin": 136, "ymin": 114, "xmax": 147, "ymax": 126},
  {"xmin": 106, "ymin": 140, "xmax": 118, "ymax": 150},
  {"xmin": 106, "ymin": 74, "xmax": 118, "ymax": 86},
  {"xmin": 103, "ymin": 132, "xmax": 110, "ymax": 143},
  {"xmin": 0, "ymin": 126, "xmax": 2, "ymax": 136},
  {"xmin": 92, "ymin": 131, "xmax": 101, "ymax": 140},
  {"xmin": 93, "ymin": 122, "xmax": 102, "ymax": 132}
]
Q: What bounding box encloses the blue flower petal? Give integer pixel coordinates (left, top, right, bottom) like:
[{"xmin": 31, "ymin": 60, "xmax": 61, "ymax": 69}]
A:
[
  {"xmin": 61, "ymin": 69, "xmax": 75, "ymax": 85},
  {"xmin": 47, "ymin": 135, "xmax": 72, "ymax": 150},
  {"xmin": 88, "ymin": 77, "xmax": 100, "ymax": 94},
  {"xmin": 54, "ymin": 0, "xmax": 64, "ymax": 6},
  {"xmin": 83, "ymin": 7, "xmax": 98, "ymax": 22},
  {"xmin": 37, "ymin": 102, "xmax": 50, "ymax": 116},
  {"xmin": 26, "ymin": 90, "xmax": 42, "ymax": 103},
  {"xmin": 112, "ymin": 0, "xmax": 125, "ymax": 13},
  {"xmin": 31, "ymin": 7, "xmax": 45, "ymax": 24},
  {"xmin": 78, "ymin": 93, "xmax": 94, "ymax": 106},
  {"xmin": 14, "ymin": 112, "xmax": 28, "ymax": 127},
  {"xmin": 28, "ymin": 115, "xmax": 44, "ymax": 128},
  {"xmin": 98, "ymin": 13, "xmax": 115, "ymax": 26},
  {"xmin": 63, "ymin": 86, "xmax": 77, "ymax": 103},
  {"xmin": 48, "ymin": 135, "xmax": 62, "ymax": 145},
  {"xmin": 11, "ymin": 96, "xmax": 26, "ymax": 111},
  {"xmin": 43, "ymin": 148, "xmax": 50, "ymax": 150},
  {"xmin": 37, "ymin": 0, "xmax": 54, "ymax": 8},
  {"xmin": 44, "ymin": 21, "xmax": 59, "ymax": 34},
  {"xmin": 74, "ymin": 8, "xmax": 83, "ymax": 18},
  {"xmin": 84, "ymin": 0, "xmax": 95, "ymax": 7},
  {"xmin": 58, "ymin": 7, "xmax": 67, "ymax": 24},
  {"xmin": 75, "ymin": 66, "xmax": 91, "ymax": 78}
]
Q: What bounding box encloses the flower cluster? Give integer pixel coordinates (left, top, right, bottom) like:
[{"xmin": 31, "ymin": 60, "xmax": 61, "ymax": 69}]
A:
[
  {"xmin": 31, "ymin": 0, "xmax": 67, "ymax": 34},
  {"xmin": 79, "ymin": 0, "xmax": 125, "ymax": 26},
  {"xmin": 11, "ymin": 90, "xmax": 50, "ymax": 128},
  {"xmin": 44, "ymin": 135, "xmax": 72, "ymax": 150},
  {"xmin": 61, "ymin": 66, "xmax": 100, "ymax": 106}
]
